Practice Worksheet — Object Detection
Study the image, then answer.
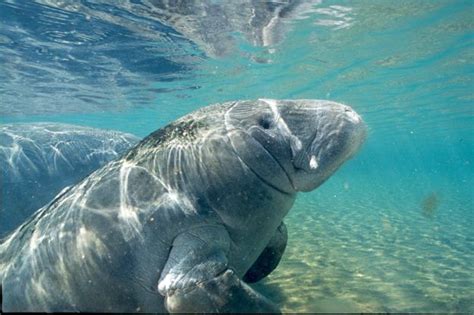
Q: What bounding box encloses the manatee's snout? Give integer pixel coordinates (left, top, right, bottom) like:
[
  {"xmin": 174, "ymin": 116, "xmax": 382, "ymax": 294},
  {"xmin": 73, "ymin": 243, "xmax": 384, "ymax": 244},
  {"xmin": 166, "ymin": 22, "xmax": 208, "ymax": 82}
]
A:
[
  {"xmin": 344, "ymin": 106, "xmax": 367, "ymax": 157},
  {"xmin": 286, "ymin": 101, "xmax": 366, "ymax": 192},
  {"xmin": 337, "ymin": 105, "xmax": 366, "ymax": 159},
  {"xmin": 224, "ymin": 99, "xmax": 366, "ymax": 194}
]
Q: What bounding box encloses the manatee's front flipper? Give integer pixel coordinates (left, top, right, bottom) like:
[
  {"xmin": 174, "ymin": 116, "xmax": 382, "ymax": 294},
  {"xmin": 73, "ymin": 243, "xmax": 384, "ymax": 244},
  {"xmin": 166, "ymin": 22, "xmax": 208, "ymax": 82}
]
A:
[
  {"xmin": 158, "ymin": 226, "xmax": 280, "ymax": 313},
  {"xmin": 244, "ymin": 221, "xmax": 288, "ymax": 283}
]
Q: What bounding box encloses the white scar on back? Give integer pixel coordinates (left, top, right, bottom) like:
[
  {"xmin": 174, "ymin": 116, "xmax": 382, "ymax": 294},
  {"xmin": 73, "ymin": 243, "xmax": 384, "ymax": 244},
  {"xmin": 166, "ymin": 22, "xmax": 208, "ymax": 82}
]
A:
[{"xmin": 309, "ymin": 155, "xmax": 318, "ymax": 169}]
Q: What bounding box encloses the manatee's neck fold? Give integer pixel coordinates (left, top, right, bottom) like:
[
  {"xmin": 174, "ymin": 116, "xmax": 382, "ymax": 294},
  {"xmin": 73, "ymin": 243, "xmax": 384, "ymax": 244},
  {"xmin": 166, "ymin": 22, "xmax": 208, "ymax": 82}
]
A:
[{"xmin": 227, "ymin": 130, "xmax": 296, "ymax": 195}]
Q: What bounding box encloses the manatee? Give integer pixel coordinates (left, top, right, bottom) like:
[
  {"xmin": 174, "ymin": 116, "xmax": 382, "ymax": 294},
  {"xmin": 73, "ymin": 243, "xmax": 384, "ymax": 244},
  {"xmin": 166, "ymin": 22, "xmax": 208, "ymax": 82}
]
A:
[
  {"xmin": 0, "ymin": 99, "xmax": 366, "ymax": 313},
  {"xmin": 0, "ymin": 123, "xmax": 139, "ymax": 238}
]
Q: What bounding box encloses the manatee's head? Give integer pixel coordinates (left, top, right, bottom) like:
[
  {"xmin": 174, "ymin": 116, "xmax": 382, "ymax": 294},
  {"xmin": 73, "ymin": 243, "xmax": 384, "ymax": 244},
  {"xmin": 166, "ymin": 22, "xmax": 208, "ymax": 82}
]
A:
[{"xmin": 225, "ymin": 99, "xmax": 366, "ymax": 193}]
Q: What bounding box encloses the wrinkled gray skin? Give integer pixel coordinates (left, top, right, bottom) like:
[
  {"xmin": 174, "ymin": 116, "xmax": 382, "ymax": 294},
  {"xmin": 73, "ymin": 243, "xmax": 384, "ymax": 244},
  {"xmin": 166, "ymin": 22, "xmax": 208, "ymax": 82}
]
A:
[
  {"xmin": 0, "ymin": 99, "xmax": 366, "ymax": 313},
  {"xmin": 0, "ymin": 123, "xmax": 139, "ymax": 238}
]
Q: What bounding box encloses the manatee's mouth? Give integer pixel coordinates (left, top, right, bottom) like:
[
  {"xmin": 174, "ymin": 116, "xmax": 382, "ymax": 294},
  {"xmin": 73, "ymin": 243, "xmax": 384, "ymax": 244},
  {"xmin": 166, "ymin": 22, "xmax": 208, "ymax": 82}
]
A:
[
  {"xmin": 292, "ymin": 113, "xmax": 367, "ymax": 175},
  {"xmin": 289, "ymin": 116, "xmax": 367, "ymax": 192},
  {"xmin": 292, "ymin": 130, "xmax": 320, "ymax": 174}
]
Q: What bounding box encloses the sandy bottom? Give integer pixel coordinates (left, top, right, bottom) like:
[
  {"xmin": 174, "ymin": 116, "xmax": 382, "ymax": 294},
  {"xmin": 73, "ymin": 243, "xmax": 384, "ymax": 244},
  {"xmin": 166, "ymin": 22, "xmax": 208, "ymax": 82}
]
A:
[{"xmin": 251, "ymin": 175, "xmax": 473, "ymax": 313}]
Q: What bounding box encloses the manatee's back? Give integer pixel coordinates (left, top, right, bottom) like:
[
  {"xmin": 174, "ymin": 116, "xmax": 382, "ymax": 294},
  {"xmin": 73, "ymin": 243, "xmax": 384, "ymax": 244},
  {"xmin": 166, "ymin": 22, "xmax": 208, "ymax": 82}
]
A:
[
  {"xmin": 0, "ymin": 157, "xmax": 162, "ymax": 311},
  {"xmin": 0, "ymin": 119, "xmax": 189, "ymax": 311},
  {"xmin": 0, "ymin": 123, "xmax": 139, "ymax": 238}
]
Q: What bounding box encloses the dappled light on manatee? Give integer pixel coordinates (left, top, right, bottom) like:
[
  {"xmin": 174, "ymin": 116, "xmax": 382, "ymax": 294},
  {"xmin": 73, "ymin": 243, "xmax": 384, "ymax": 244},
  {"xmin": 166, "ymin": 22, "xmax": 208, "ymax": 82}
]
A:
[
  {"xmin": 421, "ymin": 192, "xmax": 441, "ymax": 219},
  {"xmin": 0, "ymin": 99, "xmax": 366, "ymax": 313}
]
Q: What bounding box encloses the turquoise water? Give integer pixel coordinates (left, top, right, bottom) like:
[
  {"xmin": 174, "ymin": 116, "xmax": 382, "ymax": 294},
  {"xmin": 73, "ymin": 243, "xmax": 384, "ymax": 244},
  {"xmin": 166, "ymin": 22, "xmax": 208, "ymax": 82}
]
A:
[{"xmin": 1, "ymin": 0, "xmax": 473, "ymax": 313}]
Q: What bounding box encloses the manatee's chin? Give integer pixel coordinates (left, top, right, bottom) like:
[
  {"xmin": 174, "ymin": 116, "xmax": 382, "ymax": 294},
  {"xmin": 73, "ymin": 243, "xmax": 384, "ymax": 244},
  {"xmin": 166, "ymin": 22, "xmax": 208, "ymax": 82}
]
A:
[{"xmin": 290, "ymin": 167, "xmax": 335, "ymax": 192}]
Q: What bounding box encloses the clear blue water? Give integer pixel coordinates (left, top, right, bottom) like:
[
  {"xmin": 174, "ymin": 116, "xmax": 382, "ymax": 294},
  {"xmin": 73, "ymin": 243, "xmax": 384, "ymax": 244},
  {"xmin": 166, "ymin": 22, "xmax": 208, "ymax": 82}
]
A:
[{"xmin": 1, "ymin": 0, "xmax": 473, "ymax": 313}]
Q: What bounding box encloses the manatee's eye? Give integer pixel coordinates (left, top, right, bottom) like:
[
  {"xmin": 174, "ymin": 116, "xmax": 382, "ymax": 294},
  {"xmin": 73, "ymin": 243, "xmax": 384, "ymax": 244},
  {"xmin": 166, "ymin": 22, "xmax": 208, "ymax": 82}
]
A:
[{"xmin": 258, "ymin": 115, "xmax": 273, "ymax": 129}]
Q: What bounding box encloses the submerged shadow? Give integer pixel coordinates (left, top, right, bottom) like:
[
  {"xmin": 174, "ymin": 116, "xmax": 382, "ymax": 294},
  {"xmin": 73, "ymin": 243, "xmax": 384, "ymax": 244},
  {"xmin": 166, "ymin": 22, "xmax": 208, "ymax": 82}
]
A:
[{"xmin": 421, "ymin": 191, "xmax": 441, "ymax": 219}]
